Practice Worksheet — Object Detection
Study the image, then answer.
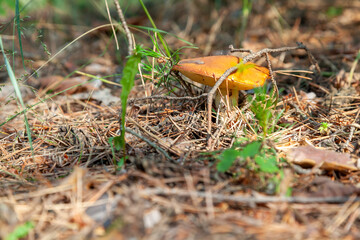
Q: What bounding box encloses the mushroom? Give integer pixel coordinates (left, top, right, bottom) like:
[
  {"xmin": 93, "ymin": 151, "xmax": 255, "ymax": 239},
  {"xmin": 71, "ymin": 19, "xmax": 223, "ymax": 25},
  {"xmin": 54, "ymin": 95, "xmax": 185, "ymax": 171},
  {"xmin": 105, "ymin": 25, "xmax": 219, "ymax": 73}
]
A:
[{"xmin": 172, "ymin": 55, "xmax": 270, "ymax": 108}]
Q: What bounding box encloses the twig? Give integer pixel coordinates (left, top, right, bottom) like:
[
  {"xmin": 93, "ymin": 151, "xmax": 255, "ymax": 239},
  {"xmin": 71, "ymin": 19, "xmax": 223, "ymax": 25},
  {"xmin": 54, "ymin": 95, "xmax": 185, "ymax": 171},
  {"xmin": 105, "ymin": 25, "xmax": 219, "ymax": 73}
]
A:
[
  {"xmin": 105, "ymin": 0, "xmax": 119, "ymax": 50},
  {"xmin": 113, "ymin": 0, "xmax": 133, "ymax": 55},
  {"xmin": 140, "ymin": 187, "xmax": 360, "ymax": 204},
  {"xmin": 229, "ymin": 44, "xmax": 253, "ymax": 54},
  {"xmin": 125, "ymin": 127, "xmax": 173, "ymax": 161},
  {"xmin": 265, "ymin": 52, "xmax": 278, "ymax": 102},
  {"xmin": 343, "ymin": 109, "xmax": 360, "ymax": 150},
  {"xmin": 128, "ymin": 93, "xmax": 208, "ymax": 103},
  {"xmin": 127, "ymin": 117, "xmax": 183, "ymax": 156}
]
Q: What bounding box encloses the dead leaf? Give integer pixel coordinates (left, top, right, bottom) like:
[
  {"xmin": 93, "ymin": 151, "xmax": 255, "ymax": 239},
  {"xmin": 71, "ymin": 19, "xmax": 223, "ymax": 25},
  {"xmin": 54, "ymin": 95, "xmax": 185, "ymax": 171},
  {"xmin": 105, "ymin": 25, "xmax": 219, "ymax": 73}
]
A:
[
  {"xmin": 293, "ymin": 176, "xmax": 359, "ymax": 198},
  {"xmin": 39, "ymin": 75, "xmax": 100, "ymax": 95},
  {"xmin": 287, "ymin": 145, "xmax": 357, "ymax": 171},
  {"xmin": 84, "ymin": 62, "xmax": 112, "ymax": 75}
]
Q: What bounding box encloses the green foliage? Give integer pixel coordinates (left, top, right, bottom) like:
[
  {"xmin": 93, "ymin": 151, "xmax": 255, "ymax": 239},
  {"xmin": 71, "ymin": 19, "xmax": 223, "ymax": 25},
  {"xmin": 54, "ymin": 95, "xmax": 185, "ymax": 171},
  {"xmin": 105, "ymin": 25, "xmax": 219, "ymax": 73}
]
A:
[
  {"xmin": 0, "ymin": 0, "xmax": 16, "ymax": 15},
  {"xmin": 217, "ymin": 84, "xmax": 286, "ymax": 174},
  {"xmin": 254, "ymin": 154, "xmax": 279, "ymax": 173},
  {"xmin": 248, "ymin": 84, "xmax": 283, "ymax": 137},
  {"xmin": 15, "ymin": 0, "xmax": 26, "ymax": 70},
  {"xmin": 239, "ymin": 0, "xmax": 253, "ymax": 46},
  {"xmin": 107, "ymin": 1, "xmax": 195, "ymax": 163},
  {"xmin": 216, "ymin": 148, "xmax": 242, "ymax": 172},
  {"xmin": 216, "ymin": 139, "xmax": 284, "ymax": 194},
  {"xmin": 111, "ymin": 45, "xmax": 143, "ymax": 154},
  {"xmin": 5, "ymin": 221, "xmax": 34, "ymax": 240},
  {"xmin": 326, "ymin": 6, "xmax": 343, "ymax": 18},
  {"xmin": 318, "ymin": 122, "xmax": 331, "ymax": 135},
  {"xmin": 236, "ymin": 60, "xmax": 256, "ymax": 74},
  {"xmin": 216, "ymin": 140, "xmax": 282, "ymax": 174},
  {"xmin": 0, "ymin": 37, "xmax": 33, "ymax": 152},
  {"xmin": 138, "ymin": 0, "xmax": 171, "ymax": 57},
  {"xmin": 217, "ymin": 141, "xmax": 262, "ymax": 172}
]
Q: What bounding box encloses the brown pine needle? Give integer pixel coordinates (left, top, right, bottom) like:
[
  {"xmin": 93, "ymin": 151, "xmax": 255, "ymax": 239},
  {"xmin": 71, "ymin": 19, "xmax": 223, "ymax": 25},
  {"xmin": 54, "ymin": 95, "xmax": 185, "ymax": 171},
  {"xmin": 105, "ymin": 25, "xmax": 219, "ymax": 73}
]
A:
[{"xmin": 275, "ymin": 69, "xmax": 313, "ymax": 80}]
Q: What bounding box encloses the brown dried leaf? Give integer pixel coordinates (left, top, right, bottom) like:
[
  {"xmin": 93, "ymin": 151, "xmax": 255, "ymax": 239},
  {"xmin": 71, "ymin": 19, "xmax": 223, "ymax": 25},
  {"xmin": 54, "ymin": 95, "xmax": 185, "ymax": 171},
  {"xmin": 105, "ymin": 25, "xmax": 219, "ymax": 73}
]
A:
[
  {"xmin": 293, "ymin": 176, "xmax": 359, "ymax": 198},
  {"xmin": 39, "ymin": 75, "xmax": 98, "ymax": 94},
  {"xmin": 287, "ymin": 145, "xmax": 357, "ymax": 171}
]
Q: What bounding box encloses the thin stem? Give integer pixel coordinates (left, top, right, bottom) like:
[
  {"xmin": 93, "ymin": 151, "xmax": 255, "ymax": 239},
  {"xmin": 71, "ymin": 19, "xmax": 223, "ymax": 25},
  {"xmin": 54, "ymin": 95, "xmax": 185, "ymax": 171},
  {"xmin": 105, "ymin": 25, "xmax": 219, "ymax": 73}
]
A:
[
  {"xmin": 125, "ymin": 127, "xmax": 173, "ymax": 161},
  {"xmin": 114, "ymin": 0, "xmax": 133, "ymax": 55}
]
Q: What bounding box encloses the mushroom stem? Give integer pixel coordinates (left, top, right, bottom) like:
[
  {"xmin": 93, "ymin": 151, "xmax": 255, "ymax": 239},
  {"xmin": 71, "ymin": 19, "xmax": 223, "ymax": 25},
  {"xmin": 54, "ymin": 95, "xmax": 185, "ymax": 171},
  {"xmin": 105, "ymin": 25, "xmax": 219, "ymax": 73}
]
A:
[
  {"xmin": 215, "ymin": 88, "xmax": 227, "ymax": 108},
  {"xmin": 230, "ymin": 89, "xmax": 239, "ymax": 108},
  {"xmin": 215, "ymin": 88, "xmax": 239, "ymax": 109}
]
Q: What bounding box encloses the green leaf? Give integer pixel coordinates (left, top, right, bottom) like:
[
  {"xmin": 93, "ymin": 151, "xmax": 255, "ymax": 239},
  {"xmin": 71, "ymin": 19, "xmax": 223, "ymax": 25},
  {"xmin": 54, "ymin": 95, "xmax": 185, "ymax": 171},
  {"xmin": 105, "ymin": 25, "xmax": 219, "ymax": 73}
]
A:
[
  {"xmin": 286, "ymin": 187, "xmax": 293, "ymax": 197},
  {"xmin": 326, "ymin": 6, "xmax": 343, "ymax": 18},
  {"xmin": 240, "ymin": 141, "xmax": 262, "ymax": 158},
  {"xmin": 108, "ymin": 136, "xmax": 123, "ymax": 166},
  {"xmin": 7, "ymin": 0, "xmax": 16, "ymax": 8},
  {"xmin": 15, "ymin": 0, "xmax": 26, "ymax": 70},
  {"xmin": 119, "ymin": 45, "xmax": 143, "ymax": 151},
  {"xmin": 108, "ymin": 136, "xmax": 121, "ymax": 152},
  {"xmin": 255, "ymin": 155, "xmax": 279, "ymax": 173},
  {"xmin": 5, "ymin": 221, "xmax": 34, "ymax": 240},
  {"xmin": 216, "ymin": 149, "xmax": 241, "ymax": 172},
  {"xmin": 236, "ymin": 61, "xmax": 256, "ymax": 74}
]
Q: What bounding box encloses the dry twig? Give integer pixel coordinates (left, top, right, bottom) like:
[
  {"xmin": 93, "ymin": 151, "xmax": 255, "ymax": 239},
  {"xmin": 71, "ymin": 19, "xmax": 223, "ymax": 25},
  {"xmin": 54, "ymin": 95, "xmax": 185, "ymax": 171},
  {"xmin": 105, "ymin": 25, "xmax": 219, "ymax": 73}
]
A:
[
  {"xmin": 113, "ymin": 0, "xmax": 134, "ymax": 55},
  {"xmin": 141, "ymin": 188, "xmax": 360, "ymax": 204}
]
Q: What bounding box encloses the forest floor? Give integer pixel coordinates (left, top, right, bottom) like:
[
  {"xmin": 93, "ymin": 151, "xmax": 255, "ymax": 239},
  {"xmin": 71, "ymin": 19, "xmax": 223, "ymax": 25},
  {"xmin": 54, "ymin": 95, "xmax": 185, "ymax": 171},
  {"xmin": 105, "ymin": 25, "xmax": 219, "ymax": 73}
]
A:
[{"xmin": 1, "ymin": 0, "xmax": 360, "ymax": 239}]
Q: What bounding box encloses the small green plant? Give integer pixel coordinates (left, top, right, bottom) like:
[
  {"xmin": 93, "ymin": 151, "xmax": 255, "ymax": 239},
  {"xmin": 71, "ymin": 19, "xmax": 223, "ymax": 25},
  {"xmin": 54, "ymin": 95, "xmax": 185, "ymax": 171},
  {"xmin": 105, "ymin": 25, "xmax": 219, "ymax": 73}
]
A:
[
  {"xmin": 248, "ymin": 84, "xmax": 284, "ymax": 137},
  {"xmin": 217, "ymin": 140, "xmax": 261, "ymax": 172},
  {"xmin": 318, "ymin": 122, "xmax": 331, "ymax": 135},
  {"xmin": 109, "ymin": 0, "xmax": 196, "ymax": 165},
  {"xmin": 110, "ymin": 45, "xmax": 143, "ymax": 159},
  {"xmin": 217, "ymin": 140, "xmax": 280, "ymax": 174},
  {"xmin": 5, "ymin": 221, "xmax": 34, "ymax": 240},
  {"xmin": 325, "ymin": 6, "xmax": 343, "ymax": 18},
  {"xmin": 0, "ymin": 37, "xmax": 33, "ymax": 152},
  {"xmin": 216, "ymin": 140, "xmax": 284, "ymax": 194},
  {"xmin": 217, "ymin": 84, "xmax": 287, "ymax": 192}
]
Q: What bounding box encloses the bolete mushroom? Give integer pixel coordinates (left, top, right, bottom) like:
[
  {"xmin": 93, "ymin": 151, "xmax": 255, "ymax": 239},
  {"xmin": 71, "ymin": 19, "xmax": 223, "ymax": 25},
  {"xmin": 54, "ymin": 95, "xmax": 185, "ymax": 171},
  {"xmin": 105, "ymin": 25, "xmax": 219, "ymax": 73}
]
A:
[{"xmin": 172, "ymin": 55, "xmax": 270, "ymax": 107}]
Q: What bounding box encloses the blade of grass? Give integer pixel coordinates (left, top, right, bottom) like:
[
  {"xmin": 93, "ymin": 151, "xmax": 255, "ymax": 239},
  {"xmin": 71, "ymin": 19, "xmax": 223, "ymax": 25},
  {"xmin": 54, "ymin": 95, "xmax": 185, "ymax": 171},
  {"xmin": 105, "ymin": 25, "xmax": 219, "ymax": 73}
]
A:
[
  {"xmin": 138, "ymin": 0, "xmax": 171, "ymax": 57},
  {"xmin": 130, "ymin": 25, "xmax": 195, "ymax": 47},
  {"xmin": 15, "ymin": 0, "xmax": 25, "ymax": 70},
  {"xmin": 239, "ymin": 0, "xmax": 252, "ymax": 46},
  {"xmin": 349, "ymin": 49, "xmax": 360, "ymax": 82},
  {"xmin": 113, "ymin": 45, "xmax": 143, "ymax": 153},
  {"xmin": 0, "ymin": 36, "xmax": 33, "ymax": 152}
]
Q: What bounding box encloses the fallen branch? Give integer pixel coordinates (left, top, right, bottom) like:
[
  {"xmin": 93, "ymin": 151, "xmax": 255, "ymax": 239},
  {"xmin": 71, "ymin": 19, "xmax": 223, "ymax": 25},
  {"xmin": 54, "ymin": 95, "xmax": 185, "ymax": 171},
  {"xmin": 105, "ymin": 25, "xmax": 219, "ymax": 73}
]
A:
[
  {"xmin": 140, "ymin": 187, "xmax": 359, "ymax": 204},
  {"xmin": 128, "ymin": 93, "xmax": 208, "ymax": 103}
]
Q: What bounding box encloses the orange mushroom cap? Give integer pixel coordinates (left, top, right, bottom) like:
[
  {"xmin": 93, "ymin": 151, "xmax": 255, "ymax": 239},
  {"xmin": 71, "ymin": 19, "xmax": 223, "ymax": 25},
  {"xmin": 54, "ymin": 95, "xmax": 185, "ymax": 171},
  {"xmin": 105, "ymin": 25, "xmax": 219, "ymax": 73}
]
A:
[{"xmin": 172, "ymin": 55, "xmax": 270, "ymax": 90}]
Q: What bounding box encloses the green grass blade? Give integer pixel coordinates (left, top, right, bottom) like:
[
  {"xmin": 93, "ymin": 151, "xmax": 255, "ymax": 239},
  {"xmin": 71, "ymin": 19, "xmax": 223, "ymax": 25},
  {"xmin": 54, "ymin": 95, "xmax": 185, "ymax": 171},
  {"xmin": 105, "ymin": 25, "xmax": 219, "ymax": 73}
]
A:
[
  {"xmin": 130, "ymin": 25, "xmax": 195, "ymax": 47},
  {"xmin": 15, "ymin": 0, "xmax": 25, "ymax": 70},
  {"xmin": 138, "ymin": 0, "xmax": 171, "ymax": 57},
  {"xmin": 0, "ymin": 36, "xmax": 33, "ymax": 152},
  {"xmin": 114, "ymin": 45, "xmax": 143, "ymax": 152}
]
